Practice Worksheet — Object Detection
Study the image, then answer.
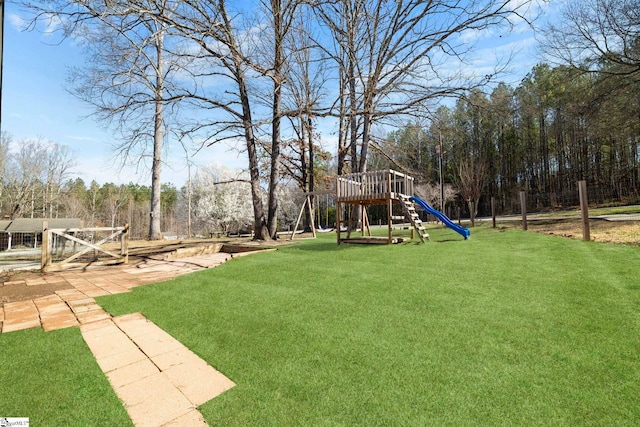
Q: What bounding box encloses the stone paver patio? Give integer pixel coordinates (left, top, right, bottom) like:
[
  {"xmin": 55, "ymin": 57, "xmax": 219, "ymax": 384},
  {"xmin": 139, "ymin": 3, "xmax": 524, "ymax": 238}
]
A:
[
  {"xmin": 0, "ymin": 252, "xmax": 237, "ymax": 426},
  {"xmin": 1, "ymin": 252, "xmax": 231, "ymax": 333}
]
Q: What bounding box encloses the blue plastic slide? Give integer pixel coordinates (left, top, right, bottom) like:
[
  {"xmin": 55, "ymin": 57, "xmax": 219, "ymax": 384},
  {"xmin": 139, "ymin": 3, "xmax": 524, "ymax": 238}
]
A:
[{"xmin": 410, "ymin": 196, "xmax": 470, "ymax": 240}]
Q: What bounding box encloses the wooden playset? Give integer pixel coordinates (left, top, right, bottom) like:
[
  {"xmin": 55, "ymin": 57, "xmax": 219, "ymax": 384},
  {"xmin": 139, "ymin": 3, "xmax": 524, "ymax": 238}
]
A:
[{"xmin": 335, "ymin": 169, "xmax": 429, "ymax": 244}]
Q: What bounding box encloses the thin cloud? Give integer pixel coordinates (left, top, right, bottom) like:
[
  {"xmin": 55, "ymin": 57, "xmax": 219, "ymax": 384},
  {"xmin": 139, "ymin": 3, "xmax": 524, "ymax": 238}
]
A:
[
  {"xmin": 8, "ymin": 14, "xmax": 28, "ymax": 31},
  {"xmin": 65, "ymin": 135, "xmax": 99, "ymax": 142}
]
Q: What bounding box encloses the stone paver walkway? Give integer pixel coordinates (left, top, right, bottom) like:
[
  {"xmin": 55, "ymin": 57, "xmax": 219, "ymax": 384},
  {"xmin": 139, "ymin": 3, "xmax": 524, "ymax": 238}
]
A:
[
  {"xmin": 82, "ymin": 313, "xmax": 235, "ymax": 427},
  {"xmin": 0, "ymin": 251, "xmax": 237, "ymax": 427}
]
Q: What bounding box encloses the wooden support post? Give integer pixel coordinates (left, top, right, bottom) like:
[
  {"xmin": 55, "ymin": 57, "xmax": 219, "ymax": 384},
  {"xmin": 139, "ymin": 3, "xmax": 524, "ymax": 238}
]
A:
[
  {"xmin": 520, "ymin": 191, "xmax": 528, "ymax": 231},
  {"xmin": 362, "ymin": 206, "xmax": 371, "ymax": 236},
  {"xmin": 388, "ymin": 199, "xmax": 393, "ymax": 244},
  {"xmin": 491, "ymin": 196, "xmax": 497, "ymax": 228},
  {"xmin": 291, "ymin": 196, "xmax": 308, "ymax": 240},
  {"xmin": 122, "ymin": 223, "xmax": 129, "ymax": 264},
  {"xmin": 41, "ymin": 221, "xmax": 50, "ymax": 272},
  {"xmin": 336, "ymin": 201, "xmax": 342, "ymax": 245},
  {"xmin": 578, "ymin": 180, "xmax": 590, "ymax": 241},
  {"xmin": 309, "ymin": 196, "xmax": 317, "ymax": 238},
  {"xmin": 60, "ymin": 234, "xmax": 67, "ymax": 256}
]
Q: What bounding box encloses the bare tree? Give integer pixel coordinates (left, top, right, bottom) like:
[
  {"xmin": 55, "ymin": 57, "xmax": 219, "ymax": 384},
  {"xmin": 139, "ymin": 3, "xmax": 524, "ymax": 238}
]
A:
[
  {"xmin": 280, "ymin": 11, "xmax": 329, "ymax": 195},
  {"xmin": 143, "ymin": 0, "xmax": 311, "ymax": 240},
  {"xmin": 24, "ymin": 0, "xmax": 185, "ymax": 239},
  {"xmin": 314, "ymin": 0, "xmax": 366, "ymax": 175},
  {"xmin": 317, "ymin": 0, "xmax": 535, "ymax": 173},
  {"xmin": 2, "ymin": 137, "xmax": 74, "ymax": 219},
  {"xmin": 102, "ymin": 183, "xmax": 130, "ymax": 228},
  {"xmin": 415, "ymin": 182, "xmax": 458, "ymax": 213},
  {"xmin": 457, "ymin": 158, "xmax": 488, "ymax": 226},
  {"xmin": 151, "ymin": 0, "xmax": 271, "ymax": 239},
  {"xmin": 543, "ymin": 0, "xmax": 640, "ymax": 78},
  {"xmin": 257, "ymin": 0, "xmax": 305, "ymax": 237},
  {"xmin": 0, "ymin": 132, "xmax": 10, "ymax": 215},
  {"xmin": 42, "ymin": 143, "xmax": 76, "ymax": 218}
]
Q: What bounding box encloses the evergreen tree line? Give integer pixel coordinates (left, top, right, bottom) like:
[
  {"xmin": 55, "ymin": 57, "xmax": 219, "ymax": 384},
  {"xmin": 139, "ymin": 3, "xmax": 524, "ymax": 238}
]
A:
[{"xmin": 373, "ymin": 62, "xmax": 640, "ymax": 216}]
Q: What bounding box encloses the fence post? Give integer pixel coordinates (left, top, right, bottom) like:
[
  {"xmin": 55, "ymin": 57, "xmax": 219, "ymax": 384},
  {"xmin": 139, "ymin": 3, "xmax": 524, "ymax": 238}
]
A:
[
  {"xmin": 520, "ymin": 191, "xmax": 528, "ymax": 231},
  {"xmin": 491, "ymin": 196, "xmax": 496, "ymax": 228},
  {"xmin": 578, "ymin": 180, "xmax": 590, "ymax": 241},
  {"xmin": 121, "ymin": 223, "xmax": 130, "ymax": 264},
  {"xmin": 41, "ymin": 221, "xmax": 49, "ymax": 272}
]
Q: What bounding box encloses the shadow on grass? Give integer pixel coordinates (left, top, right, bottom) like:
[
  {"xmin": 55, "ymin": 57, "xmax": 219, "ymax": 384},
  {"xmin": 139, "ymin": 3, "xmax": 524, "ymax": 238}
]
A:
[
  {"xmin": 287, "ymin": 241, "xmax": 350, "ymax": 252},
  {"xmin": 432, "ymin": 238, "xmax": 466, "ymax": 243}
]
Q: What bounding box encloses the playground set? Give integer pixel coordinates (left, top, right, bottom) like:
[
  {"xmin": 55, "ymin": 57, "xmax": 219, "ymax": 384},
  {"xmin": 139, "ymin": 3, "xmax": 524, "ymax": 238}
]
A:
[{"xmin": 292, "ymin": 169, "xmax": 470, "ymax": 244}]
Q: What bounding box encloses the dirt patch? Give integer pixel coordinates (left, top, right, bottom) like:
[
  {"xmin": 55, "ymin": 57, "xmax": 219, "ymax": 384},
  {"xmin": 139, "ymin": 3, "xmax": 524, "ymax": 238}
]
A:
[
  {"xmin": 1, "ymin": 275, "xmax": 73, "ymax": 304},
  {"xmin": 502, "ymin": 218, "xmax": 640, "ymax": 245}
]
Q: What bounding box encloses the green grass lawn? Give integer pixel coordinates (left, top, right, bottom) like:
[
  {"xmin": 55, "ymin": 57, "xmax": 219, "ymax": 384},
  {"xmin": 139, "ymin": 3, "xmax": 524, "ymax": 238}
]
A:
[
  {"xmin": 2, "ymin": 225, "xmax": 640, "ymax": 426},
  {"xmin": 0, "ymin": 327, "xmax": 132, "ymax": 426}
]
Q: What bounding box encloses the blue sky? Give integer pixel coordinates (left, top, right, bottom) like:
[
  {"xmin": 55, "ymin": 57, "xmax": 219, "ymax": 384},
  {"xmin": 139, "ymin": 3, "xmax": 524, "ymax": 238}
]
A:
[
  {"xmin": 2, "ymin": 2, "xmax": 247, "ymax": 186},
  {"xmin": 1, "ymin": 1, "xmax": 554, "ymax": 187}
]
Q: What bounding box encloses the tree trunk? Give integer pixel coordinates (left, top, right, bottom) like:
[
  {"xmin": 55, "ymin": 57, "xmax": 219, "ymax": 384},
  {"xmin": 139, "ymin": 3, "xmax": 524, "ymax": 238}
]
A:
[
  {"xmin": 349, "ymin": 65, "xmax": 358, "ymax": 174},
  {"xmin": 235, "ymin": 55, "xmax": 270, "ymax": 240},
  {"xmin": 359, "ymin": 112, "xmax": 371, "ymax": 174},
  {"xmin": 308, "ymin": 116, "xmax": 315, "ymax": 194},
  {"xmin": 267, "ymin": 1, "xmax": 283, "ymax": 239},
  {"xmin": 148, "ymin": 30, "xmax": 164, "ymax": 240},
  {"xmin": 337, "ymin": 73, "xmax": 347, "ymax": 176},
  {"xmin": 267, "ymin": 82, "xmax": 281, "ymax": 238}
]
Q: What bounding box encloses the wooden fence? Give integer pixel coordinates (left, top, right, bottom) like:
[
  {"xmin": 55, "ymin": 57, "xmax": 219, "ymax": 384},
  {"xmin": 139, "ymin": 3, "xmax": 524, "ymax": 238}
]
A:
[{"xmin": 41, "ymin": 222, "xmax": 129, "ymax": 272}]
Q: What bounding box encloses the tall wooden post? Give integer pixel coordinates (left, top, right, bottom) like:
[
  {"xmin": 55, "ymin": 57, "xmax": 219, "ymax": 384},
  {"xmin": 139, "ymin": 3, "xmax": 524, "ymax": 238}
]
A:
[
  {"xmin": 520, "ymin": 191, "xmax": 528, "ymax": 231},
  {"xmin": 578, "ymin": 180, "xmax": 590, "ymax": 241},
  {"xmin": 121, "ymin": 223, "xmax": 130, "ymax": 264},
  {"xmin": 387, "ymin": 173, "xmax": 393, "ymax": 243},
  {"xmin": 309, "ymin": 197, "xmax": 317, "ymax": 238},
  {"xmin": 491, "ymin": 196, "xmax": 496, "ymax": 228},
  {"xmin": 41, "ymin": 221, "xmax": 50, "ymax": 272},
  {"xmin": 336, "ymin": 201, "xmax": 342, "ymax": 245}
]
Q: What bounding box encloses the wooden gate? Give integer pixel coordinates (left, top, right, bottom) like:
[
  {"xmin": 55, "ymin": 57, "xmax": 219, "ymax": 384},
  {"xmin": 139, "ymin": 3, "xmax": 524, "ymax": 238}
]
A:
[{"xmin": 41, "ymin": 222, "xmax": 129, "ymax": 272}]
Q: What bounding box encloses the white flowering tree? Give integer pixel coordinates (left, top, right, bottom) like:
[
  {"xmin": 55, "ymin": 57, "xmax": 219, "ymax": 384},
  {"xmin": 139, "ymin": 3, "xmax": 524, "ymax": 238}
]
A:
[
  {"xmin": 275, "ymin": 181, "xmax": 302, "ymax": 232},
  {"xmin": 191, "ymin": 165, "xmax": 253, "ymax": 236}
]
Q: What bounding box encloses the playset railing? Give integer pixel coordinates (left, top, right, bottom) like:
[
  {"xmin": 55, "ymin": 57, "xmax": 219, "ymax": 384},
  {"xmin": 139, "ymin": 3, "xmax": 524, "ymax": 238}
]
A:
[{"xmin": 336, "ymin": 169, "xmax": 414, "ymax": 202}]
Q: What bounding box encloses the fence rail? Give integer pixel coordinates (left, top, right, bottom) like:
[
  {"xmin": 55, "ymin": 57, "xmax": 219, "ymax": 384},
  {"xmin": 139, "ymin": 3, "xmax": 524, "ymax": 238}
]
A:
[
  {"xmin": 41, "ymin": 223, "xmax": 129, "ymax": 272},
  {"xmin": 336, "ymin": 169, "xmax": 414, "ymax": 202},
  {"xmin": 0, "ymin": 249, "xmax": 41, "ymax": 259}
]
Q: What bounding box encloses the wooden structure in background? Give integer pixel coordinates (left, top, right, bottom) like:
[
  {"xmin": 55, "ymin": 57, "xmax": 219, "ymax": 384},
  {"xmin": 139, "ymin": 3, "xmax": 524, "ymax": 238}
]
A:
[
  {"xmin": 336, "ymin": 169, "xmax": 428, "ymax": 244},
  {"xmin": 41, "ymin": 222, "xmax": 129, "ymax": 272},
  {"xmin": 0, "ymin": 218, "xmax": 81, "ymax": 252},
  {"xmin": 289, "ymin": 190, "xmax": 337, "ymax": 240}
]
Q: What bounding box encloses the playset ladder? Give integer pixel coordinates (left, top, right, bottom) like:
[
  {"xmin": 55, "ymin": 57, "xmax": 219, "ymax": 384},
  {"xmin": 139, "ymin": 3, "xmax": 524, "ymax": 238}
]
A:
[{"xmin": 399, "ymin": 195, "xmax": 429, "ymax": 243}]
